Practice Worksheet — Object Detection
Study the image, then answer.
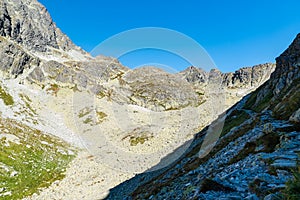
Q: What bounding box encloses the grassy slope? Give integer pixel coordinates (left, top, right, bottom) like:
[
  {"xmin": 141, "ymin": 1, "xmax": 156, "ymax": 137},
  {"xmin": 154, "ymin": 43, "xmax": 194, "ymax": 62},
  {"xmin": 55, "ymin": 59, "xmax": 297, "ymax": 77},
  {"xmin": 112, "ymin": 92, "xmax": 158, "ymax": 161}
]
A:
[{"xmin": 0, "ymin": 118, "xmax": 75, "ymax": 200}]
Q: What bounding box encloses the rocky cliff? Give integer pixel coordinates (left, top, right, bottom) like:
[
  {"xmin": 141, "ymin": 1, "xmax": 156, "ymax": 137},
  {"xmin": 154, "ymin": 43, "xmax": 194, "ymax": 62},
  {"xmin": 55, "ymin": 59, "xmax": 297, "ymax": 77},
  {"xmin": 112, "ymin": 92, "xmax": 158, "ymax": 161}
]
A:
[
  {"xmin": 0, "ymin": 0, "xmax": 80, "ymax": 52},
  {"xmin": 106, "ymin": 34, "xmax": 300, "ymax": 200},
  {"xmin": 0, "ymin": 0, "xmax": 275, "ymax": 112}
]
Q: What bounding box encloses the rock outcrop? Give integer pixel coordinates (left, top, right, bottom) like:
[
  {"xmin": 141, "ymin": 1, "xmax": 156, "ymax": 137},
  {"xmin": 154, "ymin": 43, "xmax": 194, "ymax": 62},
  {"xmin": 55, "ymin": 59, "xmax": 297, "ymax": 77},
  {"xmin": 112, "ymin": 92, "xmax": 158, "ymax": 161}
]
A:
[
  {"xmin": 0, "ymin": 0, "xmax": 80, "ymax": 52},
  {"xmin": 106, "ymin": 34, "xmax": 300, "ymax": 200},
  {"xmin": 0, "ymin": 0, "xmax": 276, "ymax": 112}
]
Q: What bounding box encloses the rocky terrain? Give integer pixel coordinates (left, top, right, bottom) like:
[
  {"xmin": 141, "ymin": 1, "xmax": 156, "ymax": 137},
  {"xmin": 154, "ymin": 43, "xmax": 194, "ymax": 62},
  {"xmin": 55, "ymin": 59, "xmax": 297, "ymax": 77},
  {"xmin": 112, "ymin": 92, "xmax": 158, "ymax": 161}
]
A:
[
  {"xmin": 106, "ymin": 34, "xmax": 300, "ymax": 200},
  {"xmin": 0, "ymin": 0, "xmax": 289, "ymax": 200}
]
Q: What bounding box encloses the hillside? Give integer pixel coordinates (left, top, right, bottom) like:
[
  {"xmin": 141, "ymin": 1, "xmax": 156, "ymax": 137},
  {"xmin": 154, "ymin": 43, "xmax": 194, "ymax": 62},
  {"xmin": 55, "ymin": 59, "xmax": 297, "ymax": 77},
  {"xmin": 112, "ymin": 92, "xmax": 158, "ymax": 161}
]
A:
[
  {"xmin": 106, "ymin": 34, "xmax": 300, "ymax": 200},
  {"xmin": 0, "ymin": 0, "xmax": 287, "ymax": 199}
]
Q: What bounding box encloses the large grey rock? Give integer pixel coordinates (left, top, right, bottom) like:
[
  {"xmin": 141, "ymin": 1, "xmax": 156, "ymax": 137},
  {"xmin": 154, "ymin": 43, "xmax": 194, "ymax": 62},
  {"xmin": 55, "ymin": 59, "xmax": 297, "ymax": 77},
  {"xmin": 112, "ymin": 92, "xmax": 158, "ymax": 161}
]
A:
[
  {"xmin": 290, "ymin": 108, "xmax": 300, "ymax": 122},
  {"xmin": 0, "ymin": 37, "xmax": 39, "ymax": 77}
]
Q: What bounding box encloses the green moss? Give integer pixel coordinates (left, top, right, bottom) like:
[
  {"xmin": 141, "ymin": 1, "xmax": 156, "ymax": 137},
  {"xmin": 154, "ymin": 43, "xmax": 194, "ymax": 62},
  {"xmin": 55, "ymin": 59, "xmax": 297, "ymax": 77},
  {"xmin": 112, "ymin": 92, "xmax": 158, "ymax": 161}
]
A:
[
  {"xmin": 0, "ymin": 118, "xmax": 75, "ymax": 200},
  {"xmin": 0, "ymin": 85, "xmax": 14, "ymax": 106}
]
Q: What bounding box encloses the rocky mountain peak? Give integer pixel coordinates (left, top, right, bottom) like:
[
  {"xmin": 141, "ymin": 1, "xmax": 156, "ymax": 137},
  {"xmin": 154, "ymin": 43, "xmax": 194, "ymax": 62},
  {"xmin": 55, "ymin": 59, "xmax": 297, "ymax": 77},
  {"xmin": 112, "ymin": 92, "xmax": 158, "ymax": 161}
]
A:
[
  {"xmin": 0, "ymin": 0, "xmax": 84, "ymax": 53},
  {"xmin": 272, "ymin": 33, "xmax": 300, "ymax": 95}
]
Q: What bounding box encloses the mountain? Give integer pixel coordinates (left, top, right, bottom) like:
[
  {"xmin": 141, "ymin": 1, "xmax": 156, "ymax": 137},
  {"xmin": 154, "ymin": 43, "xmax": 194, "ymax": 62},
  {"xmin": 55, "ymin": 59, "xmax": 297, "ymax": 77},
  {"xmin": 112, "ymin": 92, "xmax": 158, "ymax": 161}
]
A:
[
  {"xmin": 106, "ymin": 34, "xmax": 300, "ymax": 200},
  {"xmin": 0, "ymin": 0, "xmax": 287, "ymax": 199},
  {"xmin": 0, "ymin": 0, "xmax": 275, "ymax": 111}
]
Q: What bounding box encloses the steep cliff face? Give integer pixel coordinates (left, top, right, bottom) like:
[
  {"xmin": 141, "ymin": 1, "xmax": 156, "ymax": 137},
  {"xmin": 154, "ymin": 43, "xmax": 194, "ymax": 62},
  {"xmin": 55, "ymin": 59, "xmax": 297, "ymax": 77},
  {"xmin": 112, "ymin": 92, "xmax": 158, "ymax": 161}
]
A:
[
  {"xmin": 0, "ymin": 0, "xmax": 79, "ymax": 52},
  {"xmin": 106, "ymin": 34, "xmax": 300, "ymax": 200},
  {"xmin": 246, "ymin": 34, "xmax": 300, "ymax": 122}
]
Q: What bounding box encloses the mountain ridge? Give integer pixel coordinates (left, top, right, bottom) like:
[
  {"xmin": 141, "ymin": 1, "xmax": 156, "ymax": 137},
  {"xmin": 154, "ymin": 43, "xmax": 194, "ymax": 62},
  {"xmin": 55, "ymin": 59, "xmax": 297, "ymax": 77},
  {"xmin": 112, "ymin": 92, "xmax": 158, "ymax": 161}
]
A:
[
  {"xmin": 0, "ymin": 0, "xmax": 296, "ymax": 199},
  {"xmin": 106, "ymin": 33, "xmax": 300, "ymax": 200}
]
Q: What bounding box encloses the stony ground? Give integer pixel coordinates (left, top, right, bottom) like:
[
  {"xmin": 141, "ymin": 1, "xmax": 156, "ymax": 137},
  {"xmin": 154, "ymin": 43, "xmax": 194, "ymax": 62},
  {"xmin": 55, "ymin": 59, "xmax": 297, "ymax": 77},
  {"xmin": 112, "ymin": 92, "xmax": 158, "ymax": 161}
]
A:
[{"xmin": 0, "ymin": 78, "xmax": 224, "ymax": 199}]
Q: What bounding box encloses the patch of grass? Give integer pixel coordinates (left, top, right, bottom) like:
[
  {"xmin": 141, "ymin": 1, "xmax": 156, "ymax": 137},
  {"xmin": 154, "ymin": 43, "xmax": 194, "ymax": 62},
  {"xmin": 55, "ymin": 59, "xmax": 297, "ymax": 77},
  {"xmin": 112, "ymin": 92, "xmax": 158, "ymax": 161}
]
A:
[
  {"xmin": 255, "ymin": 91, "xmax": 273, "ymax": 112},
  {"xmin": 96, "ymin": 111, "xmax": 107, "ymax": 122},
  {"xmin": 243, "ymin": 87, "xmax": 273, "ymax": 112},
  {"xmin": 129, "ymin": 135, "xmax": 152, "ymax": 146},
  {"xmin": 221, "ymin": 110, "xmax": 250, "ymax": 137},
  {"xmin": 0, "ymin": 118, "xmax": 75, "ymax": 200},
  {"xmin": 78, "ymin": 108, "xmax": 92, "ymax": 118},
  {"xmin": 249, "ymin": 178, "xmax": 265, "ymax": 197},
  {"xmin": 97, "ymin": 91, "xmax": 106, "ymax": 99},
  {"xmin": 0, "ymin": 85, "xmax": 14, "ymax": 106},
  {"xmin": 19, "ymin": 94, "xmax": 36, "ymax": 115},
  {"xmin": 229, "ymin": 131, "xmax": 280, "ymax": 165},
  {"xmin": 46, "ymin": 84, "xmax": 59, "ymax": 96},
  {"xmin": 283, "ymin": 165, "xmax": 300, "ymax": 200},
  {"xmin": 244, "ymin": 89, "xmax": 259, "ymax": 110},
  {"xmin": 273, "ymin": 83, "xmax": 300, "ymax": 120},
  {"xmin": 83, "ymin": 116, "xmax": 93, "ymax": 125}
]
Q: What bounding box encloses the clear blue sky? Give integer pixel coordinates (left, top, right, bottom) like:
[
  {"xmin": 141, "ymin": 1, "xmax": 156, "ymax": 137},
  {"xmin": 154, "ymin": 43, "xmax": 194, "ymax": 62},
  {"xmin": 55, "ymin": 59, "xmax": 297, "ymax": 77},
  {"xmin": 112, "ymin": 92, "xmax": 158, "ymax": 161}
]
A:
[{"xmin": 39, "ymin": 0, "xmax": 300, "ymax": 72}]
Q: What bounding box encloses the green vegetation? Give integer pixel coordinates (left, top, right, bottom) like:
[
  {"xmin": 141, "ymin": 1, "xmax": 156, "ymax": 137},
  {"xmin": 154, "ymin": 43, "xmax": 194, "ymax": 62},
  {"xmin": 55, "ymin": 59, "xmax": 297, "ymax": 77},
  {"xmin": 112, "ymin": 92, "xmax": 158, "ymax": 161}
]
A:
[
  {"xmin": 78, "ymin": 108, "xmax": 92, "ymax": 118},
  {"xmin": 243, "ymin": 87, "xmax": 273, "ymax": 112},
  {"xmin": 221, "ymin": 110, "xmax": 250, "ymax": 137},
  {"xmin": 83, "ymin": 116, "xmax": 93, "ymax": 124},
  {"xmin": 19, "ymin": 94, "xmax": 37, "ymax": 116},
  {"xmin": 0, "ymin": 118, "xmax": 75, "ymax": 200},
  {"xmin": 254, "ymin": 91, "xmax": 273, "ymax": 112},
  {"xmin": 96, "ymin": 111, "xmax": 107, "ymax": 122},
  {"xmin": 46, "ymin": 84, "xmax": 59, "ymax": 96},
  {"xmin": 0, "ymin": 85, "xmax": 14, "ymax": 106},
  {"xmin": 183, "ymin": 185, "xmax": 196, "ymax": 197},
  {"xmin": 283, "ymin": 165, "xmax": 300, "ymax": 200},
  {"xmin": 97, "ymin": 91, "xmax": 106, "ymax": 99},
  {"xmin": 273, "ymin": 82, "xmax": 300, "ymax": 120},
  {"xmin": 229, "ymin": 131, "xmax": 280, "ymax": 165},
  {"xmin": 129, "ymin": 135, "xmax": 152, "ymax": 146}
]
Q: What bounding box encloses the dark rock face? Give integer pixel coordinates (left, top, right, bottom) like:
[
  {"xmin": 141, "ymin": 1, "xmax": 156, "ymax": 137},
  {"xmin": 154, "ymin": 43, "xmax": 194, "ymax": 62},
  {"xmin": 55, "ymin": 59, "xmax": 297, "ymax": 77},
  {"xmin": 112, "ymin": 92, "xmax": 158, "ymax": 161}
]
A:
[
  {"xmin": 0, "ymin": 0, "xmax": 78, "ymax": 52},
  {"xmin": 0, "ymin": 36, "xmax": 39, "ymax": 77},
  {"xmin": 272, "ymin": 33, "xmax": 300, "ymax": 95},
  {"xmin": 178, "ymin": 66, "xmax": 208, "ymax": 83}
]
